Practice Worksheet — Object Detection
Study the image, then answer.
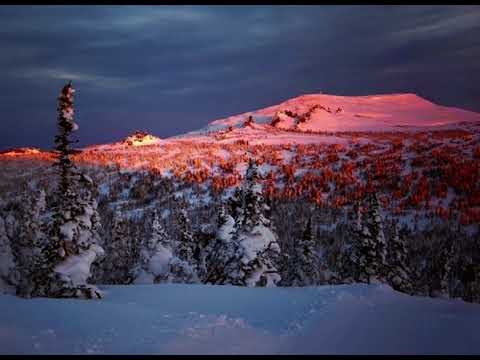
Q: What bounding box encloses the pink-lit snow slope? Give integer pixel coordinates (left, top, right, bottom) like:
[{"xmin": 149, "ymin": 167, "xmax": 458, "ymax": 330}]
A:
[{"xmin": 184, "ymin": 93, "xmax": 480, "ymax": 136}]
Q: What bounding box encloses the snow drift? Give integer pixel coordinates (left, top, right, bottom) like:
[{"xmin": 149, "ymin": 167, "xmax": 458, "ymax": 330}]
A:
[{"xmin": 1, "ymin": 283, "xmax": 479, "ymax": 355}]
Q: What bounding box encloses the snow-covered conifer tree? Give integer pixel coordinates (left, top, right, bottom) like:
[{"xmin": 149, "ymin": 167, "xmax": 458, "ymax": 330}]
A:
[
  {"xmin": 334, "ymin": 245, "xmax": 355, "ymax": 284},
  {"xmin": 204, "ymin": 204, "xmax": 239, "ymax": 285},
  {"xmin": 216, "ymin": 205, "xmax": 237, "ymax": 243},
  {"xmin": 103, "ymin": 210, "xmax": 134, "ymax": 284},
  {"xmin": 228, "ymin": 187, "xmax": 244, "ymax": 227},
  {"xmin": 196, "ymin": 230, "xmax": 215, "ymax": 282},
  {"xmin": 242, "ymin": 159, "xmax": 270, "ymax": 229},
  {"xmin": 41, "ymin": 82, "xmax": 104, "ymax": 299},
  {"xmin": 176, "ymin": 208, "xmax": 196, "ymax": 264},
  {"xmin": 423, "ymin": 233, "xmax": 457, "ymax": 299},
  {"xmin": 439, "ymin": 239, "xmax": 455, "ymax": 297},
  {"xmin": 132, "ymin": 210, "xmax": 173, "ymax": 284},
  {"xmin": 228, "ymin": 159, "xmax": 282, "ymax": 287},
  {"xmin": 333, "ymin": 201, "xmax": 361, "ymax": 284},
  {"xmin": 55, "ymin": 81, "xmax": 78, "ymax": 199},
  {"xmin": 171, "ymin": 207, "xmax": 200, "ymax": 283},
  {"xmin": 282, "ymin": 217, "xmax": 320, "ymax": 286},
  {"xmin": 350, "ymin": 193, "xmax": 387, "ymax": 284},
  {"xmin": 387, "ymin": 222, "xmax": 413, "ymax": 294}
]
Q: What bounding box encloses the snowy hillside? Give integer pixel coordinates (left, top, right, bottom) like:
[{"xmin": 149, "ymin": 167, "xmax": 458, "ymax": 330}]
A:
[
  {"xmin": 1, "ymin": 283, "xmax": 479, "ymax": 355},
  {"xmin": 182, "ymin": 93, "xmax": 480, "ymax": 139}
]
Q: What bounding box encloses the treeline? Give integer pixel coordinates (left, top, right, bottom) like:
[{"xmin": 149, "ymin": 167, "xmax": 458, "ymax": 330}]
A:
[{"xmin": 2, "ymin": 157, "xmax": 478, "ymax": 302}]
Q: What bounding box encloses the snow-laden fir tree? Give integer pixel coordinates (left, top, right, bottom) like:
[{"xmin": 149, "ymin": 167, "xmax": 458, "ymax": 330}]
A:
[
  {"xmin": 422, "ymin": 233, "xmax": 455, "ymax": 299},
  {"xmin": 40, "ymin": 82, "xmax": 104, "ymax": 299},
  {"xmin": 103, "ymin": 210, "xmax": 134, "ymax": 284},
  {"xmin": 332, "ymin": 247, "xmax": 353, "ymax": 284},
  {"xmin": 277, "ymin": 244, "xmax": 292, "ymax": 285},
  {"xmin": 439, "ymin": 238, "xmax": 456, "ymax": 298},
  {"xmin": 334, "ymin": 201, "xmax": 361, "ymax": 284},
  {"xmin": 241, "ymin": 159, "xmax": 270, "ymax": 229},
  {"xmin": 54, "ymin": 81, "xmax": 78, "ymax": 200},
  {"xmin": 228, "ymin": 187, "xmax": 244, "ymax": 228},
  {"xmin": 132, "ymin": 210, "xmax": 173, "ymax": 284},
  {"xmin": 282, "ymin": 217, "xmax": 321, "ymax": 286},
  {"xmin": 386, "ymin": 221, "xmax": 413, "ymax": 294},
  {"xmin": 171, "ymin": 206, "xmax": 199, "ymax": 283},
  {"xmin": 176, "ymin": 207, "xmax": 196, "ymax": 264},
  {"xmin": 459, "ymin": 255, "xmax": 477, "ymax": 303},
  {"xmin": 367, "ymin": 193, "xmax": 388, "ymax": 279},
  {"xmin": 204, "ymin": 204, "xmax": 239, "ymax": 285},
  {"xmin": 228, "ymin": 159, "xmax": 282, "ymax": 287},
  {"xmin": 77, "ymin": 173, "xmax": 105, "ymax": 283},
  {"xmin": 350, "ymin": 193, "xmax": 387, "ymax": 284}
]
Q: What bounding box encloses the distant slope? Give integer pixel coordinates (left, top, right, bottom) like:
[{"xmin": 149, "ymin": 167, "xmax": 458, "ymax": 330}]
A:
[
  {"xmin": 181, "ymin": 93, "xmax": 480, "ymax": 138},
  {"xmin": 1, "ymin": 283, "xmax": 479, "ymax": 354},
  {"xmin": 0, "ymin": 147, "xmax": 42, "ymax": 156}
]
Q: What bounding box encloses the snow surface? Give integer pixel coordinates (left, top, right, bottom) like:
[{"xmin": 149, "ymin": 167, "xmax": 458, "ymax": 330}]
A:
[{"xmin": 1, "ymin": 283, "xmax": 479, "ymax": 355}]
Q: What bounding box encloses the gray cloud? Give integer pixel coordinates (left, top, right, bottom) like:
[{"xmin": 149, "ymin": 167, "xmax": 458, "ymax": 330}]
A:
[
  {"xmin": 12, "ymin": 67, "xmax": 158, "ymax": 90},
  {"xmin": 389, "ymin": 7, "xmax": 480, "ymax": 43}
]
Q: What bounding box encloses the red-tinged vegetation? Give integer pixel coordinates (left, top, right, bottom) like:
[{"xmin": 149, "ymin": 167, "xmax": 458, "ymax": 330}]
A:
[{"xmin": 1, "ymin": 128, "xmax": 479, "ymax": 225}]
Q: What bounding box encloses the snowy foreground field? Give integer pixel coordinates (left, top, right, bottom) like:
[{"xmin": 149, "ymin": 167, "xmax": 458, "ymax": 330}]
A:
[{"xmin": 1, "ymin": 283, "xmax": 479, "ymax": 355}]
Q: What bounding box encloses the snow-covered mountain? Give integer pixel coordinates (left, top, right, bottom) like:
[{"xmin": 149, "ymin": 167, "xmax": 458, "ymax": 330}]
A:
[{"xmin": 180, "ymin": 93, "xmax": 480, "ymax": 144}]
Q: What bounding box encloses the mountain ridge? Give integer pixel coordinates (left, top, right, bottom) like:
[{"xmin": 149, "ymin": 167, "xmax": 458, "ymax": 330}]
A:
[{"xmin": 181, "ymin": 92, "xmax": 480, "ymax": 139}]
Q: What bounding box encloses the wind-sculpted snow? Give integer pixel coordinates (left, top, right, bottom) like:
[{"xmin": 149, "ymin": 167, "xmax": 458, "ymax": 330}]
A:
[
  {"xmin": 55, "ymin": 245, "xmax": 105, "ymax": 286},
  {"xmin": 0, "ymin": 284, "xmax": 479, "ymax": 354}
]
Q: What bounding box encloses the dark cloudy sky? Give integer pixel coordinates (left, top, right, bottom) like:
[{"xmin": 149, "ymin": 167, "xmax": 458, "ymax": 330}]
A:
[{"xmin": 1, "ymin": 5, "xmax": 479, "ymax": 149}]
